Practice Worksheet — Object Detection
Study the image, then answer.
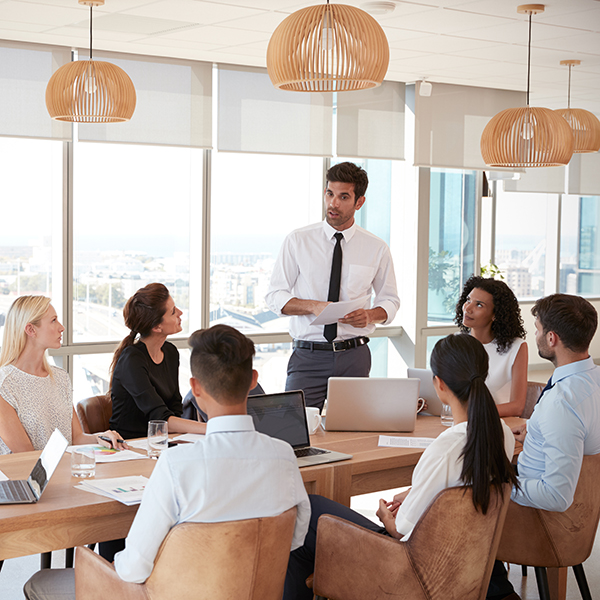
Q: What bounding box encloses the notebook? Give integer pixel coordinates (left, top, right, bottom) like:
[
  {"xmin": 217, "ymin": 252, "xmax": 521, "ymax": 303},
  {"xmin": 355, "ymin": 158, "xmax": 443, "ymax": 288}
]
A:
[
  {"xmin": 325, "ymin": 377, "xmax": 421, "ymax": 432},
  {"xmin": 0, "ymin": 428, "xmax": 68, "ymax": 504},
  {"xmin": 246, "ymin": 391, "xmax": 352, "ymax": 468},
  {"xmin": 407, "ymin": 368, "xmax": 444, "ymax": 417}
]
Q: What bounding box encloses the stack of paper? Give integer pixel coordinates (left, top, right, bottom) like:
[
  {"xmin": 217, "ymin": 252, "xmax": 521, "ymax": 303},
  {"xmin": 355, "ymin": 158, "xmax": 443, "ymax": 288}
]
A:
[
  {"xmin": 378, "ymin": 436, "xmax": 435, "ymax": 449},
  {"xmin": 76, "ymin": 476, "xmax": 149, "ymax": 506},
  {"xmin": 67, "ymin": 445, "xmax": 146, "ymax": 463}
]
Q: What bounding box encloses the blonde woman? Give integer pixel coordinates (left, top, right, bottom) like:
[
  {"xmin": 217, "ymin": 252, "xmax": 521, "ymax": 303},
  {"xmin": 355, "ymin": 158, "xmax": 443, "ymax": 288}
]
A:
[{"xmin": 0, "ymin": 296, "xmax": 126, "ymax": 454}]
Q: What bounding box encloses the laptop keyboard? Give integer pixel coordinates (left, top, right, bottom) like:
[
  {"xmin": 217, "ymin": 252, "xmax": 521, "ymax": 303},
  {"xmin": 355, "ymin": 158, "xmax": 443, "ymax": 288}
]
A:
[
  {"xmin": 0, "ymin": 479, "xmax": 32, "ymax": 502},
  {"xmin": 295, "ymin": 447, "xmax": 327, "ymax": 458}
]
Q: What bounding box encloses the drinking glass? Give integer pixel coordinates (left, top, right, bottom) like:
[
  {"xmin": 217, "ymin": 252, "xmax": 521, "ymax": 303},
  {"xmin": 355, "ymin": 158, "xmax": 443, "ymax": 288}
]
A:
[
  {"xmin": 71, "ymin": 448, "xmax": 96, "ymax": 478},
  {"xmin": 441, "ymin": 403, "xmax": 454, "ymax": 427},
  {"xmin": 148, "ymin": 420, "xmax": 168, "ymax": 458}
]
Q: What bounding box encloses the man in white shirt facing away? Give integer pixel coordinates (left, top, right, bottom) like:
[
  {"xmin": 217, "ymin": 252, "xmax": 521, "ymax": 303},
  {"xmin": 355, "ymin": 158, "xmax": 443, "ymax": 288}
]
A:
[
  {"xmin": 488, "ymin": 294, "xmax": 600, "ymax": 600},
  {"xmin": 265, "ymin": 162, "xmax": 400, "ymax": 411},
  {"xmin": 24, "ymin": 324, "xmax": 310, "ymax": 599}
]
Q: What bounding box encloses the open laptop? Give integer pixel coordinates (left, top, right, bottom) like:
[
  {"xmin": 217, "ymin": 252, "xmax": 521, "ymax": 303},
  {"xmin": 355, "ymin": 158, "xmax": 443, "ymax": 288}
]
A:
[
  {"xmin": 0, "ymin": 429, "xmax": 68, "ymax": 504},
  {"xmin": 246, "ymin": 391, "xmax": 352, "ymax": 468},
  {"xmin": 407, "ymin": 368, "xmax": 444, "ymax": 417},
  {"xmin": 325, "ymin": 377, "xmax": 420, "ymax": 432}
]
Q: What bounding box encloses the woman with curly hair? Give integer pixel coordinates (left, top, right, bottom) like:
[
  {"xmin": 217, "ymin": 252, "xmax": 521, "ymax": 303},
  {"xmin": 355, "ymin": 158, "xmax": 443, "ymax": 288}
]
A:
[{"xmin": 455, "ymin": 275, "xmax": 527, "ymax": 417}]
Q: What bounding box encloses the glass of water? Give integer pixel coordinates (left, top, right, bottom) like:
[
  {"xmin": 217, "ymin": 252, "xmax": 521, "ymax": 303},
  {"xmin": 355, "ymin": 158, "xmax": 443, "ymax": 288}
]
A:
[
  {"xmin": 441, "ymin": 403, "xmax": 454, "ymax": 427},
  {"xmin": 147, "ymin": 420, "xmax": 168, "ymax": 458},
  {"xmin": 71, "ymin": 448, "xmax": 96, "ymax": 478}
]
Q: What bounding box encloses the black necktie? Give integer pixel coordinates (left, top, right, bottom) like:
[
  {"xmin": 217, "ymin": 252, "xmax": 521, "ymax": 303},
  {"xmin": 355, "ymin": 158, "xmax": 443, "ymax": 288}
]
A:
[
  {"xmin": 324, "ymin": 232, "xmax": 344, "ymax": 342},
  {"xmin": 535, "ymin": 377, "xmax": 554, "ymax": 405}
]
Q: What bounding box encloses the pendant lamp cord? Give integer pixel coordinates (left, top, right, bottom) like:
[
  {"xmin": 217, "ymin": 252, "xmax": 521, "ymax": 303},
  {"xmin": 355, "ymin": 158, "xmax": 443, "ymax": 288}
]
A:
[
  {"xmin": 568, "ymin": 64, "xmax": 572, "ymax": 110},
  {"xmin": 526, "ymin": 11, "xmax": 532, "ymax": 106},
  {"xmin": 89, "ymin": 5, "xmax": 93, "ymax": 60}
]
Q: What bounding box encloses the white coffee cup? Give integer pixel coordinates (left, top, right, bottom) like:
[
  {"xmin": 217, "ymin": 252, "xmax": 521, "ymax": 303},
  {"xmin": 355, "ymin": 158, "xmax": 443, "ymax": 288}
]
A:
[
  {"xmin": 305, "ymin": 407, "xmax": 322, "ymax": 435},
  {"xmin": 417, "ymin": 398, "xmax": 426, "ymax": 414}
]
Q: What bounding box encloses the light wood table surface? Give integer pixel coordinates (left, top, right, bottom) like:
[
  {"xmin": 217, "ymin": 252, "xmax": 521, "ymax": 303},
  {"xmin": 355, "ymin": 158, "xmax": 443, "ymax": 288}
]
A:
[{"xmin": 0, "ymin": 415, "xmax": 525, "ymax": 561}]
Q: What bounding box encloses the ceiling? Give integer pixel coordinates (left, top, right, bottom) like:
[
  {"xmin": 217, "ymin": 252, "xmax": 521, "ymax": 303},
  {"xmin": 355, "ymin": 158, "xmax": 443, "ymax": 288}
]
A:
[{"xmin": 1, "ymin": 0, "xmax": 600, "ymax": 116}]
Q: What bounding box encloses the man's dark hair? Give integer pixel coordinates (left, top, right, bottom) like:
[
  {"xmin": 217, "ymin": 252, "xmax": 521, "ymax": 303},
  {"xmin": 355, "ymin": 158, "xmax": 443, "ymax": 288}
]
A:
[
  {"xmin": 326, "ymin": 162, "xmax": 369, "ymax": 200},
  {"xmin": 532, "ymin": 294, "xmax": 597, "ymax": 353},
  {"xmin": 189, "ymin": 324, "xmax": 255, "ymax": 405}
]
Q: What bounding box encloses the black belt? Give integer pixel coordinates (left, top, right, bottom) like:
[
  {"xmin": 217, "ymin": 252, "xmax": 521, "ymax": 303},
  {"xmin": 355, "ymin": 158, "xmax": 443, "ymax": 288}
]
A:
[{"xmin": 293, "ymin": 336, "xmax": 370, "ymax": 352}]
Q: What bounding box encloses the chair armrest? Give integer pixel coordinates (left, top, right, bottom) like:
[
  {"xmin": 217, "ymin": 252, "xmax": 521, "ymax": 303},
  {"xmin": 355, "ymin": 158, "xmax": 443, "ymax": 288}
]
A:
[
  {"xmin": 75, "ymin": 546, "xmax": 148, "ymax": 600},
  {"xmin": 313, "ymin": 515, "xmax": 426, "ymax": 600}
]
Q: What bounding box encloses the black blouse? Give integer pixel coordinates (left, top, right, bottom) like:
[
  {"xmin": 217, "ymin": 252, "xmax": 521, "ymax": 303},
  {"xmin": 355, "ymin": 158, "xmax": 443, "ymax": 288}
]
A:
[{"xmin": 109, "ymin": 341, "xmax": 182, "ymax": 439}]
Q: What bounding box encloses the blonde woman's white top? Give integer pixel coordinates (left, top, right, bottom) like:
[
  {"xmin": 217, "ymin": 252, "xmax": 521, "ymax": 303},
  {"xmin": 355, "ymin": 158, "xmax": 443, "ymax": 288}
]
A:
[
  {"xmin": 483, "ymin": 338, "xmax": 526, "ymax": 405},
  {"xmin": 0, "ymin": 365, "xmax": 72, "ymax": 454}
]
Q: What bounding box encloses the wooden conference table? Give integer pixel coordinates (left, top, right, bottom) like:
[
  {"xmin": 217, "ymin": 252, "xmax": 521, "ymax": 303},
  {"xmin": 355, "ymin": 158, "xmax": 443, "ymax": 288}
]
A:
[{"xmin": 0, "ymin": 415, "xmax": 523, "ymax": 561}]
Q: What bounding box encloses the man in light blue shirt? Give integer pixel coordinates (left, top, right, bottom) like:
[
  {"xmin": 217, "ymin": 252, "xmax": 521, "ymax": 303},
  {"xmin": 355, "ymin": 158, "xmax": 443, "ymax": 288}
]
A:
[
  {"xmin": 488, "ymin": 293, "xmax": 600, "ymax": 600},
  {"xmin": 24, "ymin": 324, "xmax": 310, "ymax": 599}
]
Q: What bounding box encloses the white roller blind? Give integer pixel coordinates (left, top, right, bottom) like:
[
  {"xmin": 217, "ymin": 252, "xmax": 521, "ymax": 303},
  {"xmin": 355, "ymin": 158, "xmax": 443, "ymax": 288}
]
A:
[
  {"xmin": 336, "ymin": 80, "xmax": 405, "ymax": 160},
  {"xmin": 218, "ymin": 65, "xmax": 332, "ymax": 157},
  {"xmin": 0, "ymin": 41, "xmax": 71, "ymax": 141},
  {"xmin": 569, "ymin": 153, "xmax": 600, "ymax": 196},
  {"xmin": 504, "ymin": 167, "xmax": 566, "ymax": 194},
  {"xmin": 415, "ymin": 82, "xmax": 525, "ymax": 170},
  {"xmin": 79, "ymin": 52, "xmax": 212, "ymax": 148}
]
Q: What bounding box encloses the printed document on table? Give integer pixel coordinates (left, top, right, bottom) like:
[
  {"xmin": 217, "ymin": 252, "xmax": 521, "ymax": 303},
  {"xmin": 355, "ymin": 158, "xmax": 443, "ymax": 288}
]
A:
[
  {"xmin": 76, "ymin": 476, "xmax": 149, "ymax": 505},
  {"xmin": 67, "ymin": 444, "xmax": 146, "ymax": 462},
  {"xmin": 0, "ymin": 469, "xmax": 8, "ymax": 482},
  {"xmin": 310, "ymin": 295, "xmax": 371, "ymax": 326},
  {"xmin": 172, "ymin": 433, "xmax": 204, "ymax": 443},
  {"xmin": 378, "ymin": 436, "xmax": 435, "ymax": 449}
]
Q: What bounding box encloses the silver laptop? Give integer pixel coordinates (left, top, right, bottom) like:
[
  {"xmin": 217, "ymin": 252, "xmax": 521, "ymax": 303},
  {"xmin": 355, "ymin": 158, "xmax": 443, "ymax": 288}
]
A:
[
  {"xmin": 0, "ymin": 429, "xmax": 68, "ymax": 504},
  {"xmin": 246, "ymin": 391, "xmax": 352, "ymax": 468},
  {"xmin": 325, "ymin": 377, "xmax": 420, "ymax": 432},
  {"xmin": 407, "ymin": 368, "xmax": 444, "ymax": 416}
]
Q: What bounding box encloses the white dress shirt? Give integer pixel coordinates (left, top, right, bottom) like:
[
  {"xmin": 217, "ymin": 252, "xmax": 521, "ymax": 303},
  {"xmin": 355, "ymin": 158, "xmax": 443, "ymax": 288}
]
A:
[
  {"xmin": 265, "ymin": 220, "xmax": 400, "ymax": 342},
  {"xmin": 512, "ymin": 357, "xmax": 600, "ymax": 511},
  {"xmin": 395, "ymin": 419, "xmax": 515, "ymax": 540},
  {"xmin": 114, "ymin": 414, "xmax": 311, "ymax": 583}
]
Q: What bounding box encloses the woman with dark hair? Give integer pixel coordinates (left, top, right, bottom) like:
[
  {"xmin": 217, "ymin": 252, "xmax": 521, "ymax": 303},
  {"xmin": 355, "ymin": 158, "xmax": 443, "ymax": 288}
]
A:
[
  {"xmin": 283, "ymin": 334, "xmax": 517, "ymax": 600},
  {"xmin": 455, "ymin": 275, "xmax": 528, "ymax": 417},
  {"xmin": 109, "ymin": 283, "xmax": 206, "ymax": 439}
]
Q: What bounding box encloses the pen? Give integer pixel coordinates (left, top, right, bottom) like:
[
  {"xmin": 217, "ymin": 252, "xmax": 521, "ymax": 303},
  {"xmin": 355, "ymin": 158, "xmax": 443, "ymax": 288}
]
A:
[{"xmin": 98, "ymin": 435, "xmax": 125, "ymax": 448}]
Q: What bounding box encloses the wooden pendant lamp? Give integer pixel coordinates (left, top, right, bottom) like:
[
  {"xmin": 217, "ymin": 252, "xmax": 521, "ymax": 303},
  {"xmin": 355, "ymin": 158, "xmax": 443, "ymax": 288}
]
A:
[
  {"xmin": 46, "ymin": 0, "xmax": 136, "ymax": 123},
  {"xmin": 266, "ymin": 1, "xmax": 389, "ymax": 92},
  {"xmin": 555, "ymin": 60, "xmax": 600, "ymax": 153},
  {"xmin": 480, "ymin": 5, "xmax": 574, "ymax": 167}
]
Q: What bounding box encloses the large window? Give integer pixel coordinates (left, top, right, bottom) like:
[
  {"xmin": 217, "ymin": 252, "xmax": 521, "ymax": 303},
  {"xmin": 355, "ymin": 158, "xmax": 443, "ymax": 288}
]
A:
[
  {"xmin": 428, "ymin": 169, "xmax": 476, "ymax": 324},
  {"xmin": 0, "ymin": 137, "xmax": 63, "ymax": 339}
]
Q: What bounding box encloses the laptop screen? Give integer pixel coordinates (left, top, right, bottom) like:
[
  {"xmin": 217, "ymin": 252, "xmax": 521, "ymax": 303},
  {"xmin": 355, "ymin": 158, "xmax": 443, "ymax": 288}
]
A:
[
  {"xmin": 246, "ymin": 391, "xmax": 310, "ymax": 450},
  {"xmin": 27, "ymin": 429, "xmax": 68, "ymax": 499}
]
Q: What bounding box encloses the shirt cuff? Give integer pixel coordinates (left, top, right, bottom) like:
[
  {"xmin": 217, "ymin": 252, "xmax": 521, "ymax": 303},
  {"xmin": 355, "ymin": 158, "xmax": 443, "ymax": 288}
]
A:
[
  {"xmin": 266, "ymin": 290, "xmax": 295, "ymax": 316},
  {"xmin": 374, "ymin": 300, "xmax": 396, "ymax": 325}
]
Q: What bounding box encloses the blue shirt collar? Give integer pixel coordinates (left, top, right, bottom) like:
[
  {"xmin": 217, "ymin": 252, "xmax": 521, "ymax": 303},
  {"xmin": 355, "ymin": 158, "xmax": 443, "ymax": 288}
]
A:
[
  {"xmin": 206, "ymin": 414, "xmax": 255, "ymax": 435},
  {"xmin": 551, "ymin": 356, "xmax": 596, "ymax": 386}
]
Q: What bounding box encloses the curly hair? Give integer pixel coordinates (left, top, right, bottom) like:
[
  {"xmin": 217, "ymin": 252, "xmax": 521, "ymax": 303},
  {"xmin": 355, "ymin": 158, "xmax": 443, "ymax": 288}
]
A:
[{"xmin": 454, "ymin": 276, "xmax": 526, "ymax": 354}]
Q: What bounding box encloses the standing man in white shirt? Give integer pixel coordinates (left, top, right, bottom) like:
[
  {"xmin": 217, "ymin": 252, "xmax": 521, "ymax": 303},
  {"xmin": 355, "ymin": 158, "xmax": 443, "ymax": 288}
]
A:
[
  {"xmin": 23, "ymin": 324, "xmax": 310, "ymax": 599},
  {"xmin": 265, "ymin": 162, "xmax": 400, "ymax": 411},
  {"xmin": 487, "ymin": 294, "xmax": 600, "ymax": 600}
]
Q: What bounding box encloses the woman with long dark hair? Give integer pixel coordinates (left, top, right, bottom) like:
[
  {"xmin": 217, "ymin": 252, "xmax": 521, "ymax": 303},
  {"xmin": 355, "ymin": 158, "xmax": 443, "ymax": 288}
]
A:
[
  {"xmin": 109, "ymin": 283, "xmax": 206, "ymax": 439},
  {"xmin": 455, "ymin": 275, "xmax": 528, "ymax": 417},
  {"xmin": 283, "ymin": 333, "xmax": 517, "ymax": 600}
]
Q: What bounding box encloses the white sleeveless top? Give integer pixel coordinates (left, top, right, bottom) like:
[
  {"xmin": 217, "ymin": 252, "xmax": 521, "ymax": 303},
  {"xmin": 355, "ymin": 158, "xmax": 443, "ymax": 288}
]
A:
[
  {"xmin": 0, "ymin": 365, "xmax": 73, "ymax": 454},
  {"xmin": 483, "ymin": 338, "xmax": 526, "ymax": 405}
]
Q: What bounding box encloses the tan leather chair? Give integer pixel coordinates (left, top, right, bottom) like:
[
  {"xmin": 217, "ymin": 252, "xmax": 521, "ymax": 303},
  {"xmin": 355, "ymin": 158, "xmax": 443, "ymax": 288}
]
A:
[
  {"xmin": 75, "ymin": 507, "xmax": 297, "ymax": 600},
  {"xmin": 497, "ymin": 453, "xmax": 600, "ymax": 600},
  {"xmin": 76, "ymin": 394, "xmax": 112, "ymax": 434},
  {"xmin": 312, "ymin": 485, "xmax": 511, "ymax": 600},
  {"xmin": 520, "ymin": 381, "xmax": 545, "ymax": 419}
]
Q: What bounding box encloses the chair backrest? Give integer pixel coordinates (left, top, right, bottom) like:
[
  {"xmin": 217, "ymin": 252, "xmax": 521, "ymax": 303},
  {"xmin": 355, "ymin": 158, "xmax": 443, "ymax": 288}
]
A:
[
  {"xmin": 407, "ymin": 484, "xmax": 512, "ymax": 600},
  {"xmin": 521, "ymin": 381, "xmax": 545, "ymax": 418},
  {"xmin": 144, "ymin": 507, "xmax": 297, "ymax": 600},
  {"xmin": 497, "ymin": 453, "xmax": 600, "ymax": 567},
  {"xmin": 76, "ymin": 394, "xmax": 112, "ymax": 434}
]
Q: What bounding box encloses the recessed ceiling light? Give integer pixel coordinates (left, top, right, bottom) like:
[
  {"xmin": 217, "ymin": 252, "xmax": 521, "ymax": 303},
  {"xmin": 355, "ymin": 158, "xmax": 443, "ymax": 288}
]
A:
[{"xmin": 361, "ymin": 1, "xmax": 397, "ymax": 16}]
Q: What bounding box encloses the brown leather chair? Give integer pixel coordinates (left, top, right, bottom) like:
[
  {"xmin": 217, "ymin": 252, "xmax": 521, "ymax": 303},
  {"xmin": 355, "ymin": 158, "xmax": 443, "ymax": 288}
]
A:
[
  {"xmin": 497, "ymin": 453, "xmax": 600, "ymax": 600},
  {"xmin": 75, "ymin": 507, "xmax": 297, "ymax": 600},
  {"xmin": 312, "ymin": 484, "xmax": 511, "ymax": 600},
  {"xmin": 520, "ymin": 381, "xmax": 545, "ymax": 419},
  {"xmin": 76, "ymin": 394, "xmax": 112, "ymax": 434}
]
